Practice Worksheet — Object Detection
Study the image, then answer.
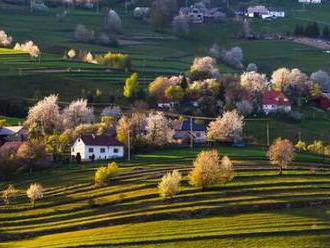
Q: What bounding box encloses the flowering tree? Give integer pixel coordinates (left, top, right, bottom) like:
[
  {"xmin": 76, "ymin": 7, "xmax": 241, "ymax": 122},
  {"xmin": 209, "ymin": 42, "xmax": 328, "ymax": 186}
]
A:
[
  {"xmin": 189, "ymin": 150, "xmax": 234, "ymax": 188},
  {"xmin": 267, "ymin": 138, "xmax": 294, "ymax": 175},
  {"xmin": 158, "ymin": 170, "xmax": 182, "ymax": 198},
  {"xmin": 240, "ymin": 71, "xmax": 267, "ymax": 93},
  {"xmin": 207, "ymin": 110, "xmax": 244, "ymax": 143},
  {"xmin": 67, "ymin": 49, "xmax": 76, "ymax": 59},
  {"xmin": 271, "ymin": 68, "xmax": 290, "ymax": 90},
  {"xmin": 25, "ymin": 95, "xmax": 61, "ymax": 137},
  {"xmin": 62, "ymin": 99, "xmax": 95, "ymax": 129},
  {"xmin": 14, "ymin": 41, "xmax": 40, "ymax": 58},
  {"xmin": 2, "ymin": 184, "xmax": 18, "ymax": 205},
  {"xmin": 246, "ymin": 63, "xmax": 258, "ymax": 72},
  {"xmin": 74, "ymin": 24, "xmax": 94, "ymax": 42},
  {"xmin": 190, "ymin": 56, "xmax": 220, "ymax": 79},
  {"xmin": 0, "ymin": 30, "xmax": 12, "ymax": 47},
  {"xmin": 310, "ymin": 70, "xmax": 330, "ymax": 93},
  {"xmin": 101, "ymin": 106, "xmax": 122, "ymax": 119},
  {"xmin": 116, "ymin": 113, "xmax": 146, "ymax": 148},
  {"xmin": 222, "ymin": 47, "xmax": 244, "ymax": 69},
  {"xmin": 148, "ymin": 76, "xmax": 181, "ymax": 101},
  {"xmin": 236, "ymin": 100, "xmax": 253, "ymax": 116},
  {"xmin": 104, "ymin": 9, "xmax": 122, "ymax": 33},
  {"xmin": 26, "ymin": 183, "xmax": 44, "ymax": 208},
  {"xmin": 145, "ymin": 112, "xmax": 174, "ymax": 147},
  {"xmin": 123, "ymin": 73, "xmax": 138, "ymax": 98},
  {"xmin": 172, "ymin": 15, "xmax": 190, "ymax": 37}
]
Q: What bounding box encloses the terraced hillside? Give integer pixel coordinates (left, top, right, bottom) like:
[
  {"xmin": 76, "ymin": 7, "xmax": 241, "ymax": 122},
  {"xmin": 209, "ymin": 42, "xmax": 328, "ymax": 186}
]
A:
[{"xmin": 1, "ymin": 147, "xmax": 330, "ymax": 248}]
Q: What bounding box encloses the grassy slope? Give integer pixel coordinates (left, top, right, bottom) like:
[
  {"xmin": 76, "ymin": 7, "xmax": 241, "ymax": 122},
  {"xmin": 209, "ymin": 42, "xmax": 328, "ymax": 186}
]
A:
[
  {"xmin": 0, "ymin": 115, "xmax": 23, "ymax": 125},
  {"xmin": 0, "ymin": 147, "xmax": 330, "ymax": 247}
]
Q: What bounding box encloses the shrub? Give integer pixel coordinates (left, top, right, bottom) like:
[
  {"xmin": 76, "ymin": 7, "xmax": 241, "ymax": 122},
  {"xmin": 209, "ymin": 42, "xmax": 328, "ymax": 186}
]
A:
[
  {"xmin": 95, "ymin": 162, "xmax": 119, "ymax": 186},
  {"xmin": 295, "ymin": 140, "xmax": 307, "ymax": 152},
  {"xmin": 101, "ymin": 52, "xmax": 131, "ymax": 69},
  {"xmin": 124, "ymin": 73, "xmax": 138, "ymax": 98},
  {"xmin": 26, "ymin": 183, "xmax": 44, "ymax": 208},
  {"xmin": 74, "ymin": 24, "xmax": 94, "ymax": 43},
  {"xmin": 221, "ymin": 47, "xmax": 244, "ymax": 69},
  {"xmin": 158, "ymin": 170, "xmax": 182, "ymax": 198}
]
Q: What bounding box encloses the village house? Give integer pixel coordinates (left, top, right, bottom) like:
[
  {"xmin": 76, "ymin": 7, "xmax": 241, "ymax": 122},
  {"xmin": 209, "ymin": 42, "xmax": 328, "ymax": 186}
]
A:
[
  {"xmin": 71, "ymin": 135, "xmax": 124, "ymax": 161},
  {"xmin": 319, "ymin": 93, "xmax": 330, "ymax": 110},
  {"xmin": 262, "ymin": 90, "xmax": 292, "ymax": 114},
  {"xmin": 173, "ymin": 119, "xmax": 206, "ymax": 144},
  {"xmin": 246, "ymin": 5, "xmax": 285, "ymax": 19},
  {"xmin": 0, "ymin": 126, "xmax": 26, "ymax": 145},
  {"xmin": 298, "ymin": 0, "xmax": 322, "ymax": 3},
  {"xmin": 179, "ymin": 5, "xmax": 225, "ymax": 24}
]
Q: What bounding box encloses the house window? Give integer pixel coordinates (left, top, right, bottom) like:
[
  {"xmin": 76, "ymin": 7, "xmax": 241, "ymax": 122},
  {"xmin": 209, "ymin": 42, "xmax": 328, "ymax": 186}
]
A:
[
  {"xmin": 196, "ymin": 132, "xmax": 201, "ymax": 138},
  {"xmin": 78, "ymin": 139, "xmax": 81, "ymax": 142},
  {"xmin": 100, "ymin": 148, "xmax": 106, "ymax": 153},
  {"xmin": 88, "ymin": 148, "xmax": 94, "ymax": 153},
  {"xmin": 72, "ymin": 148, "xmax": 75, "ymax": 152},
  {"xmin": 113, "ymin": 148, "xmax": 119, "ymax": 154}
]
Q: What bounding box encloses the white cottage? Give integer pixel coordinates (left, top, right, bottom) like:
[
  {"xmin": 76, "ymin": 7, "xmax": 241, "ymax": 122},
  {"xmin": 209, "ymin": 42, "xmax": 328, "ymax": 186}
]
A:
[
  {"xmin": 262, "ymin": 90, "xmax": 291, "ymax": 114},
  {"xmin": 71, "ymin": 135, "xmax": 124, "ymax": 161}
]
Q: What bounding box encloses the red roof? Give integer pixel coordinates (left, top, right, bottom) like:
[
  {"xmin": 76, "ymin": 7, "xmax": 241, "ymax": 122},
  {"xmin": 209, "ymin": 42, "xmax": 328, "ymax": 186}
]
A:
[
  {"xmin": 320, "ymin": 93, "xmax": 330, "ymax": 109},
  {"xmin": 80, "ymin": 135, "xmax": 122, "ymax": 146},
  {"xmin": 262, "ymin": 90, "xmax": 291, "ymax": 106}
]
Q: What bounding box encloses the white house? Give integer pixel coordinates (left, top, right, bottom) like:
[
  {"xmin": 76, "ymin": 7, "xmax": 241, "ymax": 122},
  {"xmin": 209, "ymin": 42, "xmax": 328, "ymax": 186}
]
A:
[
  {"xmin": 71, "ymin": 135, "xmax": 124, "ymax": 161},
  {"xmin": 246, "ymin": 6, "xmax": 285, "ymax": 19},
  {"xmin": 298, "ymin": 0, "xmax": 321, "ymax": 3},
  {"xmin": 262, "ymin": 90, "xmax": 292, "ymax": 114}
]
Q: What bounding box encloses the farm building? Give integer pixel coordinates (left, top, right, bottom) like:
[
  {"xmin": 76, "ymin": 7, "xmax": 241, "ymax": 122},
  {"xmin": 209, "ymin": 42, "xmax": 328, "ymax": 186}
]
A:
[
  {"xmin": 179, "ymin": 5, "xmax": 225, "ymax": 23},
  {"xmin": 246, "ymin": 6, "xmax": 285, "ymax": 19},
  {"xmin": 71, "ymin": 135, "xmax": 124, "ymax": 161},
  {"xmin": 0, "ymin": 126, "xmax": 26, "ymax": 144},
  {"xmin": 262, "ymin": 90, "xmax": 291, "ymax": 114},
  {"xmin": 173, "ymin": 119, "xmax": 206, "ymax": 144},
  {"xmin": 319, "ymin": 93, "xmax": 330, "ymax": 110},
  {"xmin": 298, "ymin": 0, "xmax": 322, "ymax": 3}
]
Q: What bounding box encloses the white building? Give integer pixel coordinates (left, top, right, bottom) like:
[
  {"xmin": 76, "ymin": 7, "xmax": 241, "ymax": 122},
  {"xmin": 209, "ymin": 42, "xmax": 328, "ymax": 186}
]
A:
[
  {"xmin": 246, "ymin": 5, "xmax": 285, "ymax": 19},
  {"xmin": 71, "ymin": 135, "xmax": 124, "ymax": 161},
  {"xmin": 298, "ymin": 0, "xmax": 321, "ymax": 3},
  {"xmin": 0, "ymin": 126, "xmax": 26, "ymax": 143},
  {"xmin": 262, "ymin": 90, "xmax": 292, "ymax": 114}
]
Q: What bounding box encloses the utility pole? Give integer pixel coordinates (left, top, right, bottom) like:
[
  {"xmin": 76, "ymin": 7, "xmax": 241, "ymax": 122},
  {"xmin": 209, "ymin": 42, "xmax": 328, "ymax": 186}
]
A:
[
  {"xmin": 127, "ymin": 130, "xmax": 131, "ymax": 161},
  {"xmin": 298, "ymin": 130, "xmax": 302, "ymax": 141},
  {"xmin": 266, "ymin": 121, "xmax": 270, "ymax": 146},
  {"xmin": 190, "ymin": 116, "xmax": 193, "ymax": 148}
]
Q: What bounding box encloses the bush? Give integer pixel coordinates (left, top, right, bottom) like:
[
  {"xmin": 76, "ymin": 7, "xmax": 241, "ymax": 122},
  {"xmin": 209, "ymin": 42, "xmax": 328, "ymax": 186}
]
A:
[
  {"xmin": 74, "ymin": 24, "xmax": 95, "ymax": 43},
  {"xmin": 95, "ymin": 162, "xmax": 119, "ymax": 186},
  {"xmin": 101, "ymin": 52, "xmax": 131, "ymax": 69},
  {"xmin": 158, "ymin": 170, "xmax": 182, "ymax": 199},
  {"xmin": 104, "ymin": 9, "xmax": 122, "ymax": 33}
]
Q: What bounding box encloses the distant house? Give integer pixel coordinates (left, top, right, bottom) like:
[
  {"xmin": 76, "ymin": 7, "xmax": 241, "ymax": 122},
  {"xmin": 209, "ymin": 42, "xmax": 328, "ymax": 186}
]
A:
[
  {"xmin": 246, "ymin": 5, "xmax": 285, "ymax": 19},
  {"xmin": 298, "ymin": 0, "xmax": 321, "ymax": 3},
  {"xmin": 71, "ymin": 135, "xmax": 124, "ymax": 161},
  {"xmin": 179, "ymin": 5, "xmax": 225, "ymax": 24},
  {"xmin": 0, "ymin": 126, "xmax": 26, "ymax": 144},
  {"xmin": 262, "ymin": 90, "xmax": 291, "ymax": 114},
  {"xmin": 173, "ymin": 120, "xmax": 206, "ymax": 144},
  {"xmin": 319, "ymin": 93, "xmax": 330, "ymax": 110},
  {"xmin": 157, "ymin": 101, "xmax": 176, "ymax": 109}
]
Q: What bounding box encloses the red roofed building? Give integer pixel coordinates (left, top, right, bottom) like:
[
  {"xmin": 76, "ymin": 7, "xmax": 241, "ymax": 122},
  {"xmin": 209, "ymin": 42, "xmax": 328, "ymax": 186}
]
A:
[
  {"xmin": 319, "ymin": 93, "xmax": 330, "ymax": 110},
  {"xmin": 262, "ymin": 90, "xmax": 291, "ymax": 114},
  {"xmin": 71, "ymin": 135, "xmax": 124, "ymax": 161}
]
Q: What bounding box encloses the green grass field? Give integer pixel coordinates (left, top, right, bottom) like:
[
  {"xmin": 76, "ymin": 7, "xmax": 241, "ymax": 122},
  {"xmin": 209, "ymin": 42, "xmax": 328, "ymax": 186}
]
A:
[
  {"xmin": 0, "ymin": 115, "xmax": 23, "ymax": 125},
  {"xmin": 0, "ymin": 146, "xmax": 330, "ymax": 248}
]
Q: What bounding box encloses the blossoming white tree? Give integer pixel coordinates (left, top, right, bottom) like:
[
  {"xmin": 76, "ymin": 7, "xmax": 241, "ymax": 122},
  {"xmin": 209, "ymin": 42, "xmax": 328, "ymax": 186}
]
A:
[
  {"xmin": 0, "ymin": 30, "xmax": 13, "ymax": 47},
  {"xmin": 25, "ymin": 95, "xmax": 61, "ymax": 137},
  {"xmin": 158, "ymin": 170, "xmax": 182, "ymax": 198},
  {"xmin": 240, "ymin": 71, "xmax": 267, "ymax": 93},
  {"xmin": 62, "ymin": 99, "xmax": 95, "ymax": 129},
  {"xmin": 26, "ymin": 183, "xmax": 44, "ymax": 208},
  {"xmin": 14, "ymin": 41, "xmax": 40, "ymax": 58},
  {"xmin": 190, "ymin": 56, "xmax": 220, "ymax": 79},
  {"xmin": 207, "ymin": 110, "xmax": 244, "ymax": 143},
  {"xmin": 145, "ymin": 112, "xmax": 174, "ymax": 147}
]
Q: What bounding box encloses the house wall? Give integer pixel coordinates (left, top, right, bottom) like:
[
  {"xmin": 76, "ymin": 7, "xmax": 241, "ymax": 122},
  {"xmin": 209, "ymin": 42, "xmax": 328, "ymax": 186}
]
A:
[
  {"xmin": 85, "ymin": 145, "xmax": 124, "ymax": 160},
  {"xmin": 263, "ymin": 104, "xmax": 291, "ymax": 114},
  {"xmin": 175, "ymin": 131, "xmax": 207, "ymax": 143},
  {"xmin": 71, "ymin": 139, "xmax": 124, "ymax": 161}
]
